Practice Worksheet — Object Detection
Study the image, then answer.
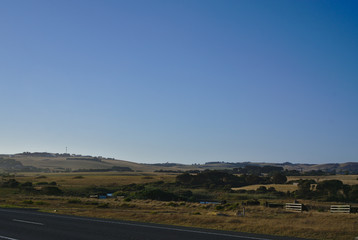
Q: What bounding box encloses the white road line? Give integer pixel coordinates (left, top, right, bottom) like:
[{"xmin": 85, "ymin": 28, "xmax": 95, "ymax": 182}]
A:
[
  {"xmin": 13, "ymin": 219, "xmax": 44, "ymax": 226},
  {"xmin": 0, "ymin": 208, "xmax": 274, "ymax": 240},
  {"xmin": 0, "ymin": 235, "xmax": 18, "ymax": 240}
]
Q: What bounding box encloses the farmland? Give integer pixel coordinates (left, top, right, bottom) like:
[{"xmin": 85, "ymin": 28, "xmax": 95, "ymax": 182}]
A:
[
  {"xmin": 1, "ymin": 154, "xmax": 358, "ymax": 239},
  {"xmin": 1, "ymin": 171, "xmax": 358, "ymax": 240}
]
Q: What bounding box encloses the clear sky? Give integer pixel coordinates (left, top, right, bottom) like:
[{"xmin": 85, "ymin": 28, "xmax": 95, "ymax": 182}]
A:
[{"xmin": 1, "ymin": 0, "xmax": 357, "ymax": 164}]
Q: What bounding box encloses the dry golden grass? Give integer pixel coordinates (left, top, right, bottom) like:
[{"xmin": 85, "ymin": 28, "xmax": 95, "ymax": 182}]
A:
[
  {"xmin": 232, "ymin": 184, "xmax": 298, "ymax": 192},
  {"xmin": 13, "ymin": 172, "xmax": 176, "ymax": 189},
  {"xmin": 287, "ymin": 175, "xmax": 358, "ymax": 185},
  {"xmin": 3, "ymin": 172, "xmax": 358, "ymax": 240},
  {"xmin": 10, "ymin": 155, "xmax": 196, "ymax": 172},
  {"xmin": 10, "ymin": 155, "xmax": 149, "ymax": 171},
  {"xmin": 10, "ymin": 197, "xmax": 355, "ymax": 240},
  {"xmin": 1, "ymin": 187, "xmax": 356, "ymax": 240},
  {"xmin": 232, "ymin": 175, "xmax": 358, "ymax": 192}
]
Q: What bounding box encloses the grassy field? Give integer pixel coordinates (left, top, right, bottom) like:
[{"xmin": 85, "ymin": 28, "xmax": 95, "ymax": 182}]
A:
[
  {"xmin": 232, "ymin": 184, "xmax": 298, "ymax": 192},
  {"xmin": 233, "ymin": 175, "xmax": 358, "ymax": 192},
  {"xmin": 287, "ymin": 175, "xmax": 358, "ymax": 185},
  {"xmin": 13, "ymin": 172, "xmax": 177, "ymax": 189},
  {"xmin": 7, "ymin": 155, "xmax": 197, "ymax": 172},
  {"xmin": 1, "ymin": 172, "xmax": 358, "ymax": 240}
]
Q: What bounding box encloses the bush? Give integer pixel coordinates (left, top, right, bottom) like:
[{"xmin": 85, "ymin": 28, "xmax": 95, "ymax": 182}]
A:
[
  {"xmin": 73, "ymin": 176, "xmax": 84, "ymax": 179},
  {"xmin": 244, "ymin": 199, "xmax": 260, "ymax": 206},
  {"xmin": 317, "ymin": 207, "xmax": 325, "ymax": 212},
  {"xmin": 35, "ymin": 175, "xmax": 47, "ymax": 179},
  {"xmin": 41, "ymin": 186, "xmax": 63, "ymax": 196},
  {"xmin": 85, "ymin": 186, "xmax": 111, "ymax": 195},
  {"xmin": 236, "ymin": 195, "xmax": 249, "ymax": 200},
  {"xmin": 215, "ymin": 205, "xmax": 225, "ymax": 210},
  {"xmin": 135, "ymin": 188, "xmax": 178, "ymax": 201},
  {"xmin": 176, "ymin": 190, "xmax": 193, "ymax": 200},
  {"xmin": 19, "ymin": 181, "xmax": 35, "ymax": 192},
  {"xmin": 2, "ymin": 179, "xmax": 19, "ymax": 188},
  {"xmin": 120, "ymin": 203, "xmax": 136, "ymax": 208},
  {"xmin": 36, "ymin": 182, "xmax": 49, "ymax": 186},
  {"xmin": 97, "ymin": 203, "xmax": 109, "ymax": 208},
  {"xmin": 21, "ymin": 182, "xmax": 33, "ymax": 187},
  {"xmin": 256, "ymin": 186, "xmax": 267, "ymax": 193},
  {"xmin": 68, "ymin": 199, "xmax": 82, "ymax": 204},
  {"xmin": 142, "ymin": 176, "xmax": 153, "ymax": 179},
  {"xmin": 226, "ymin": 203, "xmax": 240, "ymax": 210},
  {"xmin": 113, "ymin": 191, "xmax": 128, "ymax": 197},
  {"xmin": 167, "ymin": 202, "xmax": 179, "ymax": 207},
  {"xmin": 234, "ymin": 189, "xmax": 247, "ymax": 194}
]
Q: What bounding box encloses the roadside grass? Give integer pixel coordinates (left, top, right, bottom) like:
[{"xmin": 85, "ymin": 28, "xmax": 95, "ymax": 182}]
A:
[
  {"xmin": 46, "ymin": 199, "xmax": 358, "ymax": 240},
  {"xmin": 1, "ymin": 193, "xmax": 357, "ymax": 240}
]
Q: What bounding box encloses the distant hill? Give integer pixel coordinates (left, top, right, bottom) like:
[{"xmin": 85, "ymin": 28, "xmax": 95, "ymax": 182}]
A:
[
  {"xmin": 0, "ymin": 152, "xmax": 357, "ymax": 174},
  {"xmin": 0, "ymin": 157, "xmax": 41, "ymax": 172},
  {"xmin": 336, "ymin": 162, "xmax": 358, "ymax": 173},
  {"xmin": 198, "ymin": 161, "xmax": 358, "ymax": 174},
  {"xmin": 0, "ymin": 153, "xmax": 144, "ymax": 172}
]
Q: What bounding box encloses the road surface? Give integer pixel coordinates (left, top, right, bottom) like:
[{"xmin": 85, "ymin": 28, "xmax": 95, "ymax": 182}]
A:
[{"xmin": 0, "ymin": 208, "xmax": 310, "ymax": 240}]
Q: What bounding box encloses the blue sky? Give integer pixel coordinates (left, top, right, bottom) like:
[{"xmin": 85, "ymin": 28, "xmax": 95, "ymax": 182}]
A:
[{"xmin": 1, "ymin": 0, "xmax": 357, "ymax": 164}]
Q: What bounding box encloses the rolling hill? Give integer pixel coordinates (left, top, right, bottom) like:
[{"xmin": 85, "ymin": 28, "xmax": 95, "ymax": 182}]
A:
[{"xmin": 0, "ymin": 152, "xmax": 357, "ymax": 173}]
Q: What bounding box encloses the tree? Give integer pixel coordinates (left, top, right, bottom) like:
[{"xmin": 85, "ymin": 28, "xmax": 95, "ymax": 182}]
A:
[
  {"xmin": 245, "ymin": 174, "xmax": 262, "ymax": 185},
  {"xmin": 316, "ymin": 180, "xmax": 344, "ymax": 201},
  {"xmin": 296, "ymin": 179, "xmax": 315, "ymax": 199},
  {"xmin": 41, "ymin": 186, "xmax": 63, "ymax": 195},
  {"xmin": 2, "ymin": 179, "xmax": 19, "ymax": 188},
  {"xmin": 136, "ymin": 189, "xmax": 178, "ymax": 201},
  {"xmin": 256, "ymin": 186, "xmax": 267, "ymax": 193},
  {"xmin": 271, "ymin": 172, "xmax": 287, "ymax": 184},
  {"xmin": 349, "ymin": 185, "xmax": 358, "ymax": 202},
  {"xmin": 176, "ymin": 173, "xmax": 192, "ymax": 185}
]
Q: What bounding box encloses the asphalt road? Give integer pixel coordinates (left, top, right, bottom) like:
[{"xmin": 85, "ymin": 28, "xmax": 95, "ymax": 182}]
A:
[{"xmin": 0, "ymin": 208, "xmax": 310, "ymax": 240}]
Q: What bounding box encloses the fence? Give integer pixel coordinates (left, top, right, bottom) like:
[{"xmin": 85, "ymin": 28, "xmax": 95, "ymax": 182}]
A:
[
  {"xmin": 285, "ymin": 203, "xmax": 303, "ymax": 212},
  {"xmin": 330, "ymin": 205, "xmax": 350, "ymax": 213}
]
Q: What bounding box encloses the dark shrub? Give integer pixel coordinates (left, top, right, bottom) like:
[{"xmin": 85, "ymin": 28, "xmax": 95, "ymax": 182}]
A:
[
  {"xmin": 21, "ymin": 182, "xmax": 33, "ymax": 187},
  {"xmin": 136, "ymin": 189, "xmax": 178, "ymax": 201},
  {"xmin": 68, "ymin": 199, "xmax": 82, "ymax": 204},
  {"xmin": 41, "ymin": 186, "xmax": 63, "ymax": 195},
  {"xmin": 245, "ymin": 199, "xmax": 260, "ymax": 206},
  {"xmin": 271, "ymin": 172, "xmax": 287, "ymax": 184},
  {"xmin": 256, "ymin": 186, "xmax": 267, "ymax": 193},
  {"xmin": 2, "ymin": 179, "xmax": 19, "ymax": 188}
]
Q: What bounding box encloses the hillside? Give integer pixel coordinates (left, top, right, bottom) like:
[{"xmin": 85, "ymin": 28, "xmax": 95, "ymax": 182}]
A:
[
  {"xmin": 0, "ymin": 153, "xmax": 146, "ymax": 172},
  {"xmin": 0, "ymin": 152, "xmax": 357, "ymax": 173}
]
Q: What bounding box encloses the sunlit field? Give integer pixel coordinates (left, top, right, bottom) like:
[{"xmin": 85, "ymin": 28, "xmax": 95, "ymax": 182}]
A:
[
  {"xmin": 12, "ymin": 172, "xmax": 177, "ymax": 189},
  {"xmin": 287, "ymin": 175, "xmax": 358, "ymax": 185},
  {"xmin": 1, "ymin": 172, "xmax": 358, "ymax": 240}
]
